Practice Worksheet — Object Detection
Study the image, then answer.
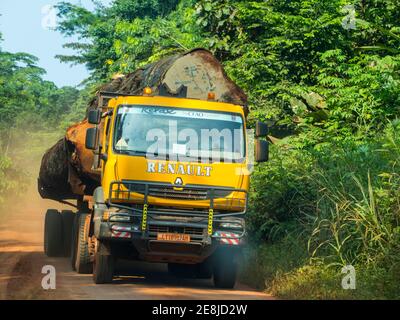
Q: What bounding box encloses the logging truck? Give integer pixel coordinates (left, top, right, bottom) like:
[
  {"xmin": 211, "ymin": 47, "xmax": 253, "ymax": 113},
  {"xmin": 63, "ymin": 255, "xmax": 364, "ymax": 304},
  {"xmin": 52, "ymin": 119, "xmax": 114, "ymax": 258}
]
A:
[{"xmin": 41, "ymin": 49, "xmax": 269, "ymax": 288}]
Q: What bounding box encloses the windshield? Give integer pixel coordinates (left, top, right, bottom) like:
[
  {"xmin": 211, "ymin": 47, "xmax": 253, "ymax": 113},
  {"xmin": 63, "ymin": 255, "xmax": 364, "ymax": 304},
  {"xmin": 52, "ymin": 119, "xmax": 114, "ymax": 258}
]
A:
[{"xmin": 113, "ymin": 105, "xmax": 245, "ymax": 163}]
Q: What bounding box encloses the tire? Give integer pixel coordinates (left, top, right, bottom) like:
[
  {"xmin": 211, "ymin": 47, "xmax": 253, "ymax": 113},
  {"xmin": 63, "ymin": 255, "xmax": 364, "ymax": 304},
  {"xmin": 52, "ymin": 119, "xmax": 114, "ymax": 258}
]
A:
[
  {"xmin": 195, "ymin": 258, "xmax": 213, "ymax": 279},
  {"xmin": 61, "ymin": 210, "xmax": 74, "ymax": 257},
  {"xmin": 75, "ymin": 213, "xmax": 92, "ymax": 274},
  {"xmin": 93, "ymin": 241, "xmax": 114, "ymax": 284},
  {"xmin": 213, "ymin": 249, "xmax": 238, "ymax": 289},
  {"xmin": 44, "ymin": 209, "xmax": 64, "ymax": 257},
  {"xmin": 70, "ymin": 214, "xmax": 79, "ymax": 270}
]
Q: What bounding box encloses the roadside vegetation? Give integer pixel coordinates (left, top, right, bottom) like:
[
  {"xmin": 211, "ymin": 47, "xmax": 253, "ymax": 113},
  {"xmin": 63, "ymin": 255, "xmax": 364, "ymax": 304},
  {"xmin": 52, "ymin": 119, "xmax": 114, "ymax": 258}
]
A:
[
  {"xmin": 243, "ymin": 123, "xmax": 400, "ymax": 299},
  {"xmin": 1, "ymin": 0, "xmax": 399, "ymax": 298}
]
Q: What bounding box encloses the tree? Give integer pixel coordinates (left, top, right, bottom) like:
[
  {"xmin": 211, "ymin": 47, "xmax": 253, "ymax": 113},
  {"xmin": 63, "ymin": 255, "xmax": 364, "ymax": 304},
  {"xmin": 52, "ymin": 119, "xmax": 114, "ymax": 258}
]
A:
[
  {"xmin": 0, "ymin": 35, "xmax": 80, "ymax": 129},
  {"xmin": 55, "ymin": 0, "xmax": 400, "ymax": 141},
  {"xmin": 55, "ymin": 0, "xmax": 185, "ymax": 80}
]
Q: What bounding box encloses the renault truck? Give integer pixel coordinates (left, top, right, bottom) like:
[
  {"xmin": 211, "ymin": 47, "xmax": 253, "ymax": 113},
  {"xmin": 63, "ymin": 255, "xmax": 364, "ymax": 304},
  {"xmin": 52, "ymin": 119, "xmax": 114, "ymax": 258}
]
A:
[{"xmin": 43, "ymin": 56, "xmax": 269, "ymax": 289}]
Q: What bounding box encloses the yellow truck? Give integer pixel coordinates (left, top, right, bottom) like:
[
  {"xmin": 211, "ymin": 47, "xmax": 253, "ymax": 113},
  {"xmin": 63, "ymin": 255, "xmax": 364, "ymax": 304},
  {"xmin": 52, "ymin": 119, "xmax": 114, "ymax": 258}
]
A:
[{"xmin": 42, "ymin": 50, "xmax": 269, "ymax": 288}]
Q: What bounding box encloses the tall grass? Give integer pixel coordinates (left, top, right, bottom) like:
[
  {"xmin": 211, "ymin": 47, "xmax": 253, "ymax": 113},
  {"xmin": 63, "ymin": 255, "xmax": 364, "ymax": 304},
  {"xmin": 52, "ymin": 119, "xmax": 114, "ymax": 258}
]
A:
[{"xmin": 245, "ymin": 120, "xmax": 400, "ymax": 298}]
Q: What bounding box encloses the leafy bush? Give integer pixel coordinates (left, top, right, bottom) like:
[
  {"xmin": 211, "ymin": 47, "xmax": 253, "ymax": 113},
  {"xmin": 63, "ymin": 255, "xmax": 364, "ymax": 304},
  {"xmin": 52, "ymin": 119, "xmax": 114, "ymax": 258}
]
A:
[{"xmin": 246, "ymin": 120, "xmax": 400, "ymax": 298}]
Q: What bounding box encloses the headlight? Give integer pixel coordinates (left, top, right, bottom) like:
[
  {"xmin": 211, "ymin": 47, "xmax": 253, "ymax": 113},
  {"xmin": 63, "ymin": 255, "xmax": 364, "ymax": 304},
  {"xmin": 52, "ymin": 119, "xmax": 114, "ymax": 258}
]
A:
[
  {"xmin": 109, "ymin": 214, "xmax": 131, "ymax": 222},
  {"xmin": 220, "ymin": 222, "xmax": 243, "ymax": 229},
  {"xmin": 219, "ymin": 217, "xmax": 244, "ymax": 229},
  {"xmin": 102, "ymin": 209, "xmax": 131, "ymax": 222}
]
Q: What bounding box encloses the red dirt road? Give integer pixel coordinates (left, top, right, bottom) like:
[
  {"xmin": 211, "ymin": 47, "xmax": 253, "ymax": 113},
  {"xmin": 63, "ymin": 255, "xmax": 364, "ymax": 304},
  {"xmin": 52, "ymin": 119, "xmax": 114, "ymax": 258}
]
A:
[{"xmin": 0, "ymin": 187, "xmax": 273, "ymax": 300}]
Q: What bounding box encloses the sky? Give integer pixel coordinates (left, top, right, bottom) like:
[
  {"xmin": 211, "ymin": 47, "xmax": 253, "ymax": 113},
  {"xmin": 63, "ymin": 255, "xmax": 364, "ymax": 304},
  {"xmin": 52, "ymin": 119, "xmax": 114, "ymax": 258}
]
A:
[{"xmin": 0, "ymin": 0, "xmax": 113, "ymax": 88}]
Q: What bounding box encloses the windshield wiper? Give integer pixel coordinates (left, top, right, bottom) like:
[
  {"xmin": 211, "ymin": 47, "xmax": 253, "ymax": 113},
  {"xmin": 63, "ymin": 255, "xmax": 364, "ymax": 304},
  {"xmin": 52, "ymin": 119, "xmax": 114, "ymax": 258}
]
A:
[
  {"xmin": 117, "ymin": 150, "xmax": 146, "ymax": 156},
  {"xmin": 117, "ymin": 149, "xmax": 243, "ymax": 163},
  {"xmin": 118, "ymin": 150, "xmax": 170, "ymax": 160}
]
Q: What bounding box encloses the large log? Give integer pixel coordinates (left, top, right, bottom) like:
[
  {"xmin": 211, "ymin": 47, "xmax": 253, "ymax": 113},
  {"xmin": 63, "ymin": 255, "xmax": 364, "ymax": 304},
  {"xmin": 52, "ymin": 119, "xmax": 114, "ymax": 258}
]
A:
[
  {"xmin": 38, "ymin": 49, "xmax": 248, "ymax": 201},
  {"xmin": 38, "ymin": 120, "xmax": 100, "ymax": 201},
  {"xmin": 38, "ymin": 138, "xmax": 72, "ymax": 200},
  {"xmin": 88, "ymin": 48, "xmax": 248, "ymax": 112}
]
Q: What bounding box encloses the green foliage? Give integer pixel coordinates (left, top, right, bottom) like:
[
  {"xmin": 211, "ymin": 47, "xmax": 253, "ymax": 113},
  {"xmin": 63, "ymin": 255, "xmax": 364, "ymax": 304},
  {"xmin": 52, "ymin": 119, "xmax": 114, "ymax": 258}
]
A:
[
  {"xmin": 55, "ymin": 0, "xmax": 195, "ymax": 80},
  {"xmin": 107, "ymin": 0, "xmax": 180, "ymax": 20},
  {"xmin": 268, "ymin": 263, "xmax": 400, "ymax": 299},
  {"xmin": 247, "ymin": 121, "xmax": 400, "ymax": 298},
  {"xmin": 251, "ymin": 121, "xmax": 400, "ymax": 259},
  {"xmin": 55, "ymin": 0, "xmax": 400, "ymax": 139},
  {"xmin": 0, "ymin": 51, "xmax": 45, "ymax": 124},
  {"xmin": 197, "ymin": 0, "xmax": 400, "ymax": 140},
  {"xmin": 58, "ymin": 84, "xmax": 96, "ymax": 131},
  {"xmin": 0, "ymin": 44, "xmax": 81, "ymax": 129},
  {"xmin": 0, "ymin": 154, "xmax": 25, "ymax": 204}
]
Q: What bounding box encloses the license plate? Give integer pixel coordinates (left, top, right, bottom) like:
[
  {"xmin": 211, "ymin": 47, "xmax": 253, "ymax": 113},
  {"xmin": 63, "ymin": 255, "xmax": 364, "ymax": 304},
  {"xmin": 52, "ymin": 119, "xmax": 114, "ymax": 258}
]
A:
[{"xmin": 157, "ymin": 233, "xmax": 190, "ymax": 242}]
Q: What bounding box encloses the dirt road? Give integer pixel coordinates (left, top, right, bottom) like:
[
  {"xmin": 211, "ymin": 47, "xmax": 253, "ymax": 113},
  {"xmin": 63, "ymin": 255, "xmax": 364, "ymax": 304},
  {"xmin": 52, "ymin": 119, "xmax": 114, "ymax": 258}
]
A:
[{"xmin": 0, "ymin": 185, "xmax": 273, "ymax": 300}]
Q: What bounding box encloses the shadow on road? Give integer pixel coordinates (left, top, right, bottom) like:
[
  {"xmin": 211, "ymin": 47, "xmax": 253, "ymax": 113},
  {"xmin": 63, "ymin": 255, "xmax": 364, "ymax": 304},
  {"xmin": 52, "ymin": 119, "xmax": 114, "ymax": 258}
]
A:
[{"xmin": 114, "ymin": 260, "xmax": 215, "ymax": 289}]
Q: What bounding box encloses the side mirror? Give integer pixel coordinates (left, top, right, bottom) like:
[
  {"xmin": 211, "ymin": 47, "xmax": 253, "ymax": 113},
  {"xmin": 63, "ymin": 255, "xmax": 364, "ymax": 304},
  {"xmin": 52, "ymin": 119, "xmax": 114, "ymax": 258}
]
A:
[
  {"xmin": 88, "ymin": 109, "xmax": 102, "ymax": 125},
  {"xmin": 85, "ymin": 127, "xmax": 99, "ymax": 150},
  {"xmin": 255, "ymin": 139, "xmax": 269, "ymax": 162},
  {"xmin": 255, "ymin": 121, "xmax": 268, "ymax": 138}
]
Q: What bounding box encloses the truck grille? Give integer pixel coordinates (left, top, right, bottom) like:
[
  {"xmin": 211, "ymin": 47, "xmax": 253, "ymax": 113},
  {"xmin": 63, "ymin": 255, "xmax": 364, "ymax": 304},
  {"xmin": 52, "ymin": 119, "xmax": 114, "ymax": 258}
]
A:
[
  {"xmin": 121, "ymin": 182, "xmax": 232, "ymax": 201},
  {"xmin": 149, "ymin": 186, "xmax": 207, "ymax": 200}
]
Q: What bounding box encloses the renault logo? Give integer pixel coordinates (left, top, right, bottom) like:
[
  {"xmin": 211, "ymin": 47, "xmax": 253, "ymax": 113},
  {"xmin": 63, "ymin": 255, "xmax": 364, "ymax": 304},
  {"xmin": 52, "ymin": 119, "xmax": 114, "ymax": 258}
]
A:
[{"xmin": 174, "ymin": 177, "xmax": 183, "ymax": 186}]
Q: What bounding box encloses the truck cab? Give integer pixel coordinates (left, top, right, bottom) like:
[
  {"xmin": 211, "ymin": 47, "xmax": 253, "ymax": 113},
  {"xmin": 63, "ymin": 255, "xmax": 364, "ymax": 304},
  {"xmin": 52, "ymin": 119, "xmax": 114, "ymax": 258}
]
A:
[{"xmin": 80, "ymin": 89, "xmax": 268, "ymax": 288}]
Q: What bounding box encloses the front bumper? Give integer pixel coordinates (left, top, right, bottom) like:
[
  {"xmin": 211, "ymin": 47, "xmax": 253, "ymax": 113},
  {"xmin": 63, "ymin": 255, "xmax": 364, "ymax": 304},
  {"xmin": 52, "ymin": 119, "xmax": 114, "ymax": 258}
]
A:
[
  {"xmin": 95, "ymin": 218, "xmax": 244, "ymax": 264},
  {"xmin": 93, "ymin": 181, "xmax": 247, "ymax": 263}
]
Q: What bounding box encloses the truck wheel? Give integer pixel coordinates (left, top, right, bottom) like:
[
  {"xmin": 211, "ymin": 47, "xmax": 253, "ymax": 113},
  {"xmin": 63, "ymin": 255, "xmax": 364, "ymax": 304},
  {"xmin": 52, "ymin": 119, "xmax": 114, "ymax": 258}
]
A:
[
  {"xmin": 70, "ymin": 214, "xmax": 79, "ymax": 270},
  {"xmin": 213, "ymin": 249, "xmax": 238, "ymax": 289},
  {"xmin": 44, "ymin": 209, "xmax": 64, "ymax": 257},
  {"xmin": 93, "ymin": 241, "xmax": 114, "ymax": 284},
  {"xmin": 195, "ymin": 258, "xmax": 213, "ymax": 279},
  {"xmin": 75, "ymin": 213, "xmax": 92, "ymax": 274},
  {"xmin": 61, "ymin": 210, "xmax": 74, "ymax": 257}
]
